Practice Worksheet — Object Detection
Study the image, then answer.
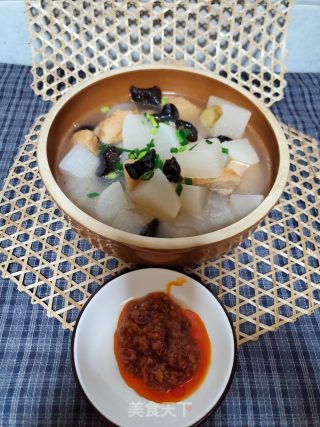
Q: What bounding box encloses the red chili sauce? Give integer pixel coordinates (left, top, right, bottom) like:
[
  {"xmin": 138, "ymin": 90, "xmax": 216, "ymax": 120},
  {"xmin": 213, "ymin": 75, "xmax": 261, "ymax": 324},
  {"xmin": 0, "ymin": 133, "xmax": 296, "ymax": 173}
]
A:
[{"xmin": 114, "ymin": 278, "xmax": 211, "ymax": 402}]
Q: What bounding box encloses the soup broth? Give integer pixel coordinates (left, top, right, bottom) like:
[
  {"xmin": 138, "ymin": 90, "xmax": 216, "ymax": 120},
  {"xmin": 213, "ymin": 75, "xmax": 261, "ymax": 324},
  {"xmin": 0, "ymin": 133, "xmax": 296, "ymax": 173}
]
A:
[{"xmin": 56, "ymin": 89, "xmax": 272, "ymax": 238}]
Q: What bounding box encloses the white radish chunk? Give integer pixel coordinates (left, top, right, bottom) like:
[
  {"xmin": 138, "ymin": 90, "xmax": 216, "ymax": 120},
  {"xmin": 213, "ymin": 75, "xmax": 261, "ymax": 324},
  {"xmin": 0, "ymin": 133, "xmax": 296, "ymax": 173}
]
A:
[
  {"xmin": 175, "ymin": 139, "xmax": 224, "ymax": 178},
  {"xmin": 237, "ymin": 163, "xmax": 269, "ymax": 195},
  {"xmin": 207, "ymin": 96, "xmax": 251, "ymax": 139},
  {"xmin": 122, "ymin": 114, "xmax": 153, "ymax": 150},
  {"xmin": 230, "ymin": 194, "xmax": 264, "ymax": 220},
  {"xmin": 158, "ymin": 214, "xmax": 210, "ymax": 237},
  {"xmin": 61, "ymin": 175, "xmax": 107, "ymax": 216},
  {"xmin": 222, "ymin": 153, "xmax": 230, "ymax": 166},
  {"xmin": 96, "ymin": 182, "xmax": 130, "ymax": 224},
  {"xmin": 203, "ymin": 192, "xmax": 235, "ymax": 230},
  {"xmin": 180, "ymin": 185, "xmax": 210, "ymax": 216},
  {"xmin": 112, "ymin": 210, "xmax": 146, "ymax": 234},
  {"xmin": 153, "ymin": 123, "xmax": 180, "ymax": 160},
  {"xmin": 222, "ymin": 139, "xmax": 259, "ymax": 165},
  {"xmin": 59, "ymin": 144, "xmax": 100, "ymax": 178},
  {"xmin": 130, "ymin": 169, "xmax": 181, "ymax": 221}
]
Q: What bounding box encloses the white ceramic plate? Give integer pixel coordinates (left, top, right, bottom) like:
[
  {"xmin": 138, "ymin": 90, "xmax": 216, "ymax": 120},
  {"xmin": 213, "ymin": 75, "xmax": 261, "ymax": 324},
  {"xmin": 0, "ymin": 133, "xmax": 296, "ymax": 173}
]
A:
[{"xmin": 72, "ymin": 268, "xmax": 237, "ymax": 427}]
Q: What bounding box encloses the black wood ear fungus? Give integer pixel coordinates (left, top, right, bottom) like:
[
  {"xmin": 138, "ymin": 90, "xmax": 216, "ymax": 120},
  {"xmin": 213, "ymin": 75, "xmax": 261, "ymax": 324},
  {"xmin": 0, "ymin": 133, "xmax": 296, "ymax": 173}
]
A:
[
  {"xmin": 125, "ymin": 149, "xmax": 156, "ymax": 180},
  {"xmin": 139, "ymin": 218, "xmax": 160, "ymax": 237},
  {"xmin": 175, "ymin": 119, "xmax": 198, "ymax": 142},
  {"xmin": 216, "ymin": 135, "xmax": 232, "ymax": 143},
  {"xmin": 153, "ymin": 103, "xmax": 180, "ymax": 123},
  {"xmin": 99, "ymin": 146, "xmax": 120, "ymax": 176},
  {"xmin": 163, "ymin": 157, "xmax": 181, "ymax": 183},
  {"xmin": 130, "ymin": 86, "xmax": 162, "ymax": 109}
]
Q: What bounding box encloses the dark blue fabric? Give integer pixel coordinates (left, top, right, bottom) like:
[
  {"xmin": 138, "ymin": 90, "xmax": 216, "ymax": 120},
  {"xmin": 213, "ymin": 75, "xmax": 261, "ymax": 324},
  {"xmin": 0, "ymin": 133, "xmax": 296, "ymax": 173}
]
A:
[{"xmin": 0, "ymin": 65, "xmax": 319, "ymax": 426}]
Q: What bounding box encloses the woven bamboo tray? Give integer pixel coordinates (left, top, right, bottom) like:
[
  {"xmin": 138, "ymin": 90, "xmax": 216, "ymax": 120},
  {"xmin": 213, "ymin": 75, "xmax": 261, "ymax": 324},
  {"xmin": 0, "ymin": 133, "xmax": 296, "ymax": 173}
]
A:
[
  {"xmin": 26, "ymin": 0, "xmax": 291, "ymax": 107},
  {"xmin": 0, "ymin": 115, "xmax": 319, "ymax": 345}
]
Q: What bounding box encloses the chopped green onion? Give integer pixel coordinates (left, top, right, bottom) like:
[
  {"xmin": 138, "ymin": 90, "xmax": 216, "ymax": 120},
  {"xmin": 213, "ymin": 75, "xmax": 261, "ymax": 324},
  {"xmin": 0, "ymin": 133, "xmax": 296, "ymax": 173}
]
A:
[
  {"xmin": 170, "ymin": 147, "xmax": 179, "ymax": 153},
  {"xmin": 161, "ymin": 96, "xmax": 169, "ymax": 105},
  {"xmin": 189, "ymin": 143, "xmax": 198, "ymax": 151},
  {"xmin": 87, "ymin": 192, "xmax": 99, "ymax": 199},
  {"xmin": 155, "ymin": 154, "xmax": 163, "ymax": 170},
  {"xmin": 176, "ymin": 129, "xmax": 190, "ymax": 146},
  {"xmin": 184, "ymin": 177, "xmax": 193, "ymax": 185},
  {"xmin": 175, "ymin": 182, "xmax": 183, "ymax": 196},
  {"xmin": 205, "ymin": 139, "xmax": 213, "ymax": 144},
  {"xmin": 114, "ymin": 161, "xmax": 123, "ymax": 171},
  {"xmin": 100, "ymin": 105, "xmax": 110, "ymax": 113},
  {"xmin": 115, "ymin": 146, "xmax": 134, "ymax": 154},
  {"xmin": 117, "ymin": 141, "xmax": 156, "ymax": 160},
  {"xmin": 147, "ymin": 139, "xmax": 155, "ymax": 148},
  {"xmin": 150, "ymin": 127, "xmax": 159, "ymax": 135},
  {"xmin": 178, "ymin": 146, "xmax": 188, "ymax": 153},
  {"xmin": 144, "ymin": 112, "xmax": 158, "ymax": 127},
  {"xmin": 222, "ymin": 147, "xmax": 229, "ymax": 155},
  {"xmin": 138, "ymin": 150, "xmax": 148, "ymax": 159},
  {"xmin": 104, "ymin": 172, "xmax": 117, "ymax": 179},
  {"xmin": 181, "ymin": 128, "xmax": 190, "ymax": 138},
  {"xmin": 98, "ymin": 142, "xmax": 108, "ymax": 154},
  {"xmin": 140, "ymin": 171, "xmax": 154, "ymax": 181}
]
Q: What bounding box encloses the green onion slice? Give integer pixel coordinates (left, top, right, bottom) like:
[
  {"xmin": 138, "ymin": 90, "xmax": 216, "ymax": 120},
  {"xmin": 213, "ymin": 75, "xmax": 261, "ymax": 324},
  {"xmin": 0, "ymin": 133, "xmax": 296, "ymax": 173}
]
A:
[
  {"xmin": 170, "ymin": 147, "xmax": 179, "ymax": 153},
  {"xmin": 161, "ymin": 96, "xmax": 169, "ymax": 105},
  {"xmin": 100, "ymin": 105, "xmax": 110, "ymax": 113},
  {"xmin": 138, "ymin": 150, "xmax": 148, "ymax": 159},
  {"xmin": 144, "ymin": 112, "xmax": 159, "ymax": 128},
  {"xmin": 155, "ymin": 154, "xmax": 164, "ymax": 170},
  {"xmin": 189, "ymin": 143, "xmax": 198, "ymax": 151},
  {"xmin": 105, "ymin": 172, "xmax": 117, "ymax": 179},
  {"xmin": 147, "ymin": 139, "xmax": 155, "ymax": 148},
  {"xmin": 87, "ymin": 192, "xmax": 99, "ymax": 199},
  {"xmin": 178, "ymin": 146, "xmax": 188, "ymax": 153},
  {"xmin": 175, "ymin": 182, "xmax": 183, "ymax": 196},
  {"xmin": 114, "ymin": 161, "xmax": 123, "ymax": 171},
  {"xmin": 140, "ymin": 171, "xmax": 154, "ymax": 181}
]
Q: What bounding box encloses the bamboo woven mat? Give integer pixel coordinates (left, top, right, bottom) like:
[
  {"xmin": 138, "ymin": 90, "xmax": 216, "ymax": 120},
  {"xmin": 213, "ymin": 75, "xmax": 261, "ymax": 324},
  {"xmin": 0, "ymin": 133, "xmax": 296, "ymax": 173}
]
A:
[
  {"xmin": 26, "ymin": 0, "xmax": 291, "ymax": 107},
  {"xmin": 0, "ymin": 115, "xmax": 319, "ymax": 345}
]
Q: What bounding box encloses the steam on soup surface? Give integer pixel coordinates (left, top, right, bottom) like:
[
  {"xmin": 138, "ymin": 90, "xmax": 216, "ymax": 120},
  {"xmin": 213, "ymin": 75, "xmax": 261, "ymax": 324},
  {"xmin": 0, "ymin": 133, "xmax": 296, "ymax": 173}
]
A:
[{"xmin": 57, "ymin": 86, "xmax": 271, "ymax": 237}]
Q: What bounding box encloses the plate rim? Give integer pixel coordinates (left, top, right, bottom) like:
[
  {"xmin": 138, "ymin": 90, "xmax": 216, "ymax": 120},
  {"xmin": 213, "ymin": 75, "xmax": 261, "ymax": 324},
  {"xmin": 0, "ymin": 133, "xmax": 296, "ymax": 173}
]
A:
[{"xmin": 70, "ymin": 267, "xmax": 238, "ymax": 427}]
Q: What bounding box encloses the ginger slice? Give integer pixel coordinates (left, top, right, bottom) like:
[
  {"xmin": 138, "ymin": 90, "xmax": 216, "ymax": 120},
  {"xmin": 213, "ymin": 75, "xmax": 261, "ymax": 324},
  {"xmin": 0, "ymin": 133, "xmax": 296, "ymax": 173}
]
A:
[{"xmin": 199, "ymin": 105, "xmax": 223, "ymax": 128}]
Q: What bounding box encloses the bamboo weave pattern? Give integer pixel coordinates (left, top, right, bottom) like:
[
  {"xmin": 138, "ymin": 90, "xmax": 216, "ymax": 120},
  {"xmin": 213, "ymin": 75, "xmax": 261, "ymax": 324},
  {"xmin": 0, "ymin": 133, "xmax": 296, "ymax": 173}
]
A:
[{"xmin": 26, "ymin": 0, "xmax": 291, "ymax": 106}]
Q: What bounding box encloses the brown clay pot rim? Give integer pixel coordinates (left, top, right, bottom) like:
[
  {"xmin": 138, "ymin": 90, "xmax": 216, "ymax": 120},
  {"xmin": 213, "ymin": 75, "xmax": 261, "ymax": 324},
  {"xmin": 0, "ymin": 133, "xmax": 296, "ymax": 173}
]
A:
[{"xmin": 37, "ymin": 64, "xmax": 289, "ymax": 251}]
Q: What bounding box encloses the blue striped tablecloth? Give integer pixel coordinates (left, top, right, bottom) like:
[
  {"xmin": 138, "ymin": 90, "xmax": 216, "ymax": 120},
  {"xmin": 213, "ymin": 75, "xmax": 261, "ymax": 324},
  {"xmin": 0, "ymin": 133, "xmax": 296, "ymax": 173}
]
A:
[{"xmin": 0, "ymin": 64, "xmax": 319, "ymax": 426}]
